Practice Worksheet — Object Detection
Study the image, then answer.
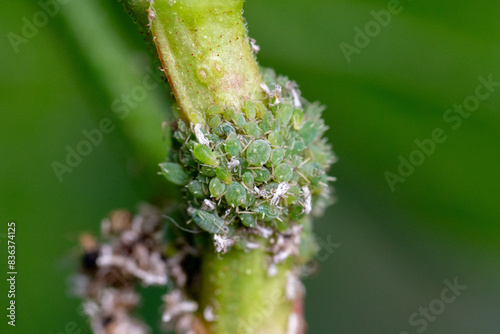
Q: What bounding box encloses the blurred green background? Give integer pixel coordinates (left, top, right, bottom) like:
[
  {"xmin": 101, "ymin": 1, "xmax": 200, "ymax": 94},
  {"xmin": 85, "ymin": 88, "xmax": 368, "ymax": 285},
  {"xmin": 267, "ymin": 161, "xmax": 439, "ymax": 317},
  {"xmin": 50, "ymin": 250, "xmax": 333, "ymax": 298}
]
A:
[{"xmin": 1, "ymin": 0, "xmax": 499, "ymax": 333}]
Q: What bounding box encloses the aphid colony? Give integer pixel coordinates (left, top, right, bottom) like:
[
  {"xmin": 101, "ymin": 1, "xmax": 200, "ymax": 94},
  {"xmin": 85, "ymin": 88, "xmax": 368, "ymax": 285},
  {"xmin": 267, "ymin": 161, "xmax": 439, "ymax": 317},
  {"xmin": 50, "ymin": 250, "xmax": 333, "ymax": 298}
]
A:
[{"xmin": 160, "ymin": 69, "xmax": 334, "ymax": 250}]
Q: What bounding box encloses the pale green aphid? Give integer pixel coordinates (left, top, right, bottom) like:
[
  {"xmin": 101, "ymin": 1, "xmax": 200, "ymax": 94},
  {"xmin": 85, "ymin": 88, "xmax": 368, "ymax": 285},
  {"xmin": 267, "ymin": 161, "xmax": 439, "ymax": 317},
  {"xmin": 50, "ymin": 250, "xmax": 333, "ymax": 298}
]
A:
[
  {"xmin": 240, "ymin": 213, "xmax": 255, "ymax": 228},
  {"xmin": 268, "ymin": 131, "xmax": 283, "ymax": 146},
  {"xmin": 277, "ymin": 103, "xmax": 294, "ymax": 125},
  {"xmin": 159, "ymin": 162, "xmax": 190, "ymax": 186},
  {"xmin": 244, "ymin": 123, "xmax": 261, "ymax": 138},
  {"xmin": 223, "ymin": 107, "xmax": 235, "ymax": 121},
  {"xmin": 209, "ymin": 177, "xmax": 225, "ymax": 197},
  {"xmin": 243, "ymin": 100, "xmax": 256, "ymax": 121},
  {"xmin": 254, "ymin": 168, "xmax": 270, "ymax": 182},
  {"xmin": 259, "ymin": 118, "xmax": 270, "ymax": 133},
  {"xmin": 193, "ymin": 144, "xmax": 219, "ymax": 167},
  {"xmin": 215, "ymin": 166, "xmax": 233, "ymax": 184},
  {"xmin": 188, "ymin": 180, "xmax": 205, "ymax": 198},
  {"xmin": 233, "ymin": 113, "xmax": 246, "ymax": 128},
  {"xmin": 242, "ymin": 171, "xmax": 254, "ymax": 187},
  {"xmin": 274, "ymin": 163, "xmax": 294, "ymax": 183},
  {"xmin": 246, "ymin": 139, "xmax": 271, "ymax": 166},
  {"xmin": 298, "ymin": 121, "xmax": 318, "ymax": 146},
  {"xmin": 209, "ymin": 115, "xmax": 222, "ymax": 128},
  {"xmin": 300, "ymin": 162, "xmax": 325, "ymax": 184},
  {"xmin": 287, "ymin": 185, "xmax": 301, "ymax": 204},
  {"xmin": 221, "ymin": 123, "xmax": 236, "ymax": 135},
  {"xmin": 292, "ymin": 109, "xmax": 303, "ymax": 130},
  {"xmin": 191, "ymin": 209, "xmax": 228, "ymax": 234},
  {"xmin": 253, "ymin": 202, "xmax": 279, "ymax": 221},
  {"xmin": 225, "ymin": 182, "xmax": 247, "ymax": 207},
  {"xmin": 200, "ymin": 166, "xmax": 216, "ymax": 177},
  {"xmin": 224, "ymin": 133, "xmax": 242, "ymax": 157},
  {"xmin": 271, "ymin": 148, "xmax": 286, "ymax": 166},
  {"xmin": 244, "ymin": 193, "xmax": 256, "ymax": 207},
  {"xmin": 287, "ymin": 136, "xmax": 305, "ymax": 154},
  {"xmin": 207, "ymin": 105, "xmax": 224, "ymax": 116}
]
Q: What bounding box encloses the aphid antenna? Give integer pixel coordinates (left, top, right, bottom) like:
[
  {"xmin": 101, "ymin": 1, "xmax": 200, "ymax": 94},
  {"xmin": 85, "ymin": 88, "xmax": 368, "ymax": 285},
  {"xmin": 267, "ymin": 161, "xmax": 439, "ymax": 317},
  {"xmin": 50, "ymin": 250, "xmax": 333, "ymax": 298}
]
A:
[{"xmin": 163, "ymin": 215, "xmax": 201, "ymax": 234}]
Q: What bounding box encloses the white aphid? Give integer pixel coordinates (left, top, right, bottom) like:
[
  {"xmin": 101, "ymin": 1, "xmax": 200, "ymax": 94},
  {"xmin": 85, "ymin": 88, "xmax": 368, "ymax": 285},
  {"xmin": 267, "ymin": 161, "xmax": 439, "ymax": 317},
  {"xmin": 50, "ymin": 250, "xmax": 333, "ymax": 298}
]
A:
[
  {"xmin": 270, "ymin": 182, "xmax": 290, "ymax": 206},
  {"xmin": 193, "ymin": 123, "xmax": 210, "ymax": 146},
  {"xmin": 213, "ymin": 234, "xmax": 234, "ymax": 253},
  {"xmin": 302, "ymin": 185, "xmax": 312, "ymax": 214}
]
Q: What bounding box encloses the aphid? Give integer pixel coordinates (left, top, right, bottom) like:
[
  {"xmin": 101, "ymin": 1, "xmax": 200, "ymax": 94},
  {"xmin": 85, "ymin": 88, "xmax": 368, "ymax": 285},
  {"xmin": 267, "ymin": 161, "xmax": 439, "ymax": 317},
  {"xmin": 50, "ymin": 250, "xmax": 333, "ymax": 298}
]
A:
[
  {"xmin": 268, "ymin": 131, "xmax": 283, "ymax": 146},
  {"xmin": 189, "ymin": 111, "xmax": 205, "ymax": 124},
  {"xmin": 242, "ymin": 171, "xmax": 254, "ymax": 187},
  {"xmin": 220, "ymin": 123, "xmax": 236, "ymax": 135},
  {"xmin": 227, "ymin": 156, "xmax": 240, "ymax": 170},
  {"xmin": 271, "ymin": 148, "xmax": 286, "ymax": 166},
  {"xmin": 194, "ymin": 123, "xmax": 210, "ymax": 146},
  {"xmin": 300, "ymin": 162, "xmax": 325, "ymax": 184},
  {"xmin": 258, "ymin": 118, "xmax": 270, "ymax": 133},
  {"xmin": 193, "ymin": 144, "xmax": 219, "ymax": 167},
  {"xmin": 240, "ymin": 213, "xmax": 255, "ymax": 227},
  {"xmin": 207, "ymin": 105, "xmax": 224, "ymax": 116},
  {"xmin": 253, "ymin": 202, "xmax": 279, "ymax": 221},
  {"xmin": 246, "ymin": 140, "xmax": 271, "ymax": 166},
  {"xmin": 274, "ymin": 163, "xmax": 294, "ymax": 183},
  {"xmin": 215, "ymin": 166, "xmax": 233, "ymax": 184},
  {"xmin": 276, "ymin": 103, "xmax": 294, "ymax": 125},
  {"xmin": 208, "ymin": 115, "xmax": 222, "ymax": 128},
  {"xmin": 209, "ymin": 177, "xmax": 225, "ymax": 197},
  {"xmin": 292, "ymin": 109, "xmax": 303, "ymax": 130},
  {"xmin": 213, "ymin": 234, "xmax": 234, "ymax": 253},
  {"xmin": 224, "ymin": 133, "xmax": 242, "ymax": 157},
  {"xmin": 191, "ymin": 209, "xmax": 228, "ymax": 234},
  {"xmin": 187, "ymin": 180, "xmax": 205, "ymax": 199},
  {"xmin": 233, "ymin": 112, "xmax": 246, "ymax": 128},
  {"xmin": 270, "ymin": 182, "xmax": 290, "ymax": 206},
  {"xmin": 200, "ymin": 165, "xmax": 216, "ymax": 177},
  {"xmin": 286, "ymin": 185, "xmax": 301, "ymax": 205},
  {"xmin": 254, "ymin": 168, "xmax": 271, "ymax": 182},
  {"xmin": 287, "ymin": 136, "xmax": 305, "ymax": 154},
  {"xmin": 159, "ymin": 162, "xmax": 190, "ymax": 186},
  {"xmin": 244, "ymin": 193, "xmax": 256, "ymax": 207},
  {"xmin": 298, "ymin": 121, "xmax": 318, "ymax": 146},
  {"xmin": 243, "ymin": 122, "xmax": 261, "ymax": 138},
  {"xmin": 223, "ymin": 107, "xmax": 235, "ymax": 121},
  {"xmin": 225, "ymin": 182, "xmax": 247, "ymax": 207},
  {"xmin": 243, "ymin": 100, "xmax": 256, "ymax": 121}
]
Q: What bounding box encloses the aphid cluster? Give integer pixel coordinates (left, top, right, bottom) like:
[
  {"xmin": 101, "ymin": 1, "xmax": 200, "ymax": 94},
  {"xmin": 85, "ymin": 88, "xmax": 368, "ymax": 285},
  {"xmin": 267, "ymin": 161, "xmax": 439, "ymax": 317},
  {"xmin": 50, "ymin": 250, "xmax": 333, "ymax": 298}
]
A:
[{"xmin": 160, "ymin": 68, "xmax": 335, "ymax": 251}]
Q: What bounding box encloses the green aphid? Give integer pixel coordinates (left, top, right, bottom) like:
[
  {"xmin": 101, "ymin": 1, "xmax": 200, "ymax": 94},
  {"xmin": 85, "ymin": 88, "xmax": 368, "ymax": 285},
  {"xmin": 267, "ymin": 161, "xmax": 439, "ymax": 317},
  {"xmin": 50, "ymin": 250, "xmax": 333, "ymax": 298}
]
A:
[
  {"xmin": 225, "ymin": 133, "xmax": 242, "ymax": 157},
  {"xmin": 289, "ymin": 205, "xmax": 305, "ymax": 221},
  {"xmin": 300, "ymin": 162, "xmax": 325, "ymax": 184},
  {"xmin": 259, "ymin": 120, "xmax": 270, "ymax": 133},
  {"xmin": 254, "ymin": 101, "xmax": 268, "ymax": 118},
  {"xmin": 268, "ymin": 131, "xmax": 283, "ymax": 146},
  {"xmin": 180, "ymin": 150, "xmax": 197, "ymax": 169},
  {"xmin": 209, "ymin": 177, "xmax": 225, "ymax": 197},
  {"xmin": 244, "ymin": 100, "xmax": 256, "ymax": 121},
  {"xmin": 292, "ymin": 109, "xmax": 303, "ymax": 130},
  {"xmin": 173, "ymin": 130, "xmax": 185, "ymax": 143},
  {"xmin": 233, "ymin": 113, "xmax": 246, "ymax": 128},
  {"xmin": 193, "ymin": 144, "xmax": 219, "ymax": 167},
  {"xmin": 225, "ymin": 182, "xmax": 247, "ymax": 207},
  {"xmin": 271, "ymin": 121, "xmax": 280, "ymax": 132},
  {"xmin": 287, "ymin": 136, "xmax": 305, "ymax": 154},
  {"xmin": 291, "ymin": 172, "xmax": 301, "ymax": 183},
  {"xmin": 213, "ymin": 126, "xmax": 224, "ymax": 137},
  {"xmin": 208, "ymin": 115, "xmax": 222, "ymax": 128},
  {"xmin": 242, "ymin": 171, "xmax": 254, "ymax": 187},
  {"xmin": 254, "ymin": 168, "xmax": 271, "ymax": 182},
  {"xmin": 286, "ymin": 185, "xmax": 301, "ymax": 205},
  {"xmin": 298, "ymin": 121, "xmax": 319, "ymax": 146},
  {"xmin": 188, "ymin": 180, "xmax": 205, "ymax": 199},
  {"xmin": 253, "ymin": 202, "xmax": 279, "ymax": 221},
  {"xmin": 244, "ymin": 122, "xmax": 262, "ymax": 138},
  {"xmin": 159, "ymin": 162, "xmax": 190, "ymax": 186},
  {"xmin": 223, "ymin": 107, "xmax": 235, "ymax": 121},
  {"xmin": 244, "ymin": 193, "xmax": 256, "ymax": 207},
  {"xmin": 240, "ymin": 213, "xmax": 255, "ymax": 228},
  {"xmin": 178, "ymin": 119, "xmax": 187, "ymax": 132},
  {"xmin": 246, "ymin": 140, "xmax": 271, "ymax": 166},
  {"xmin": 277, "ymin": 103, "xmax": 294, "ymax": 125},
  {"xmin": 191, "ymin": 209, "xmax": 228, "ymax": 234},
  {"xmin": 221, "ymin": 123, "xmax": 236, "ymax": 135},
  {"xmin": 271, "ymin": 148, "xmax": 286, "ymax": 166},
  {"xmin": 215, "ymin": 166, "xmax": 233, "ymax": 184},
  {"xmin": 200, "ymin": 166, "xmax": 216, "ymax": 177},
  {"xmin": 207, "ymin": 105, "xmax": 224, "ymax": 116},
  {"xmin": 274, "ymin": 163, "xmax": 294, "ymax": 183}
]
